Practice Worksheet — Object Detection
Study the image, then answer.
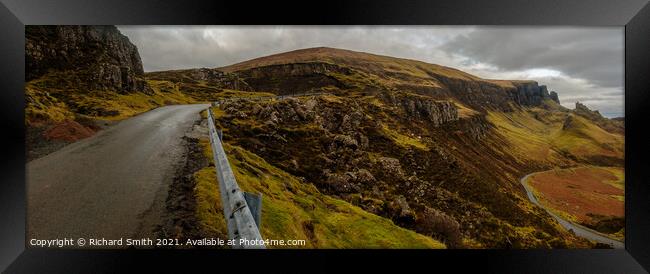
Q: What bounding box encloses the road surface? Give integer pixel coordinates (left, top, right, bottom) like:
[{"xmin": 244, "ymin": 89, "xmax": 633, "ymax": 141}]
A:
[
  {"xmin": 27, "ymin": 104, "xmax": 209, "ymax": 244},
  {"xmin": 520, "ymin": 173, "xmax": 624, "ymax": 249}
]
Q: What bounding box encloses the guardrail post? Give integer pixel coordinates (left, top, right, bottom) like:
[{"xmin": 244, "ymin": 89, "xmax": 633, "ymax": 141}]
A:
[{"xmin": 243, "ymin": 192, "xmax": 262, "ymax": 228}]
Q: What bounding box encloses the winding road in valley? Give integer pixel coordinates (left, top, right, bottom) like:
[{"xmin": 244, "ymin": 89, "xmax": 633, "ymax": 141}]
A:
[
  {"xmin": 520, "ymin": 173, "xmax": 624, "ymax": 249},
  {"xmin": 27, "ymin": 104, "xmax": 209, "ymax": 243}
]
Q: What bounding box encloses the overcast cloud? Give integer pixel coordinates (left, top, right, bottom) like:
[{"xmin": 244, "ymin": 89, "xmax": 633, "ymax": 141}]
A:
[{"xmin": 118, "ymin": 26, "xmax": 624, "ymax": 117}]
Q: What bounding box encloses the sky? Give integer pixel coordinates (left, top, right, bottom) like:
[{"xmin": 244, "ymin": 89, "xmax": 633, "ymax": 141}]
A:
[{"xmin": 118, "ymin": 26, "xmax": 624, "ymax": 117}]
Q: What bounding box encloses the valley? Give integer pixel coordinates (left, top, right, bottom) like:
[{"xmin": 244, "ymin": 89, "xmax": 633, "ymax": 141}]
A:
[{"xmin": 523, "ymin": 166, "xmax": 624, "ymax": 241}]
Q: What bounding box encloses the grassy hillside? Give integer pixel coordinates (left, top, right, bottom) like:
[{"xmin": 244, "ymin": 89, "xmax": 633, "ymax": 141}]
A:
[
  {"xmin": 553, "ymin": 115, "xmax": 624, "ymax": 163},
  {"xmin": 26, "ymin": 77, "xmax": 193, "ymax": 125},
  {"xmin": 210, "ymin": 93, "xmax": 601, "ymax": 248},
  {"xmin": 193, "ymin": 123, "xmax": 445, "ymax": 248},
  {"xmin": 487, "ymin": 103, "xmax": 624, "ymax": 167},
  {"xmin": 25, "ymin": 71, "xmax": 274, "ymax": 125}
]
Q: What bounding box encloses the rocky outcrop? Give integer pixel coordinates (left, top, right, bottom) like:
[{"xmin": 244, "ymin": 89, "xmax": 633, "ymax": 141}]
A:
[
  {"xmin": 387, "ymin": 195, "xmax": 416, "ymax": 224},
  {"xmin": 562, "ymin": 114, "xmax": 575, "ymax": 130},
  {"xmin": 232, "ymin": 62, "xmax": 352, "ymax": 94},
  {"xmin": 573, "ymin": 102, "xmax": 624, "ymax": 134},
  {"xmin": 456, "ymin": 115, "xmax": 491, "ymax": 140},
  {"xmin": 574, "ymin": 101, "xmax": 603, "ymax": 119},
  {"xmin": 401, "ymin": 98, "xmax": 458, "ymax": 126},
  {"xmin": 26, "ymin": 25, "xmax": 150, "ymax": 94},
  {"xmin": 188, "ymin": 68, "xmax": 251, "ymax": 91},
  {"xmin": 378, "ymin": 157, "xmax": 405, "ymax": 177},
  {"xmin": 379, "ymin": 91, "xmax": 459, "ymax": 127},
  {"xmin": 240, "ymin": 62, "xmax": 352, "ymax": 78},
  {"xmin": 146, "ymin": 68, "xmax": 252, "ymax": 91},
  {"xmin": 189, "ymin": 68, "xmax": 224, "ymax": 81},
  {"xmin": 511, "ymin": 82, "xmax": 560, "ymax": 106},
  {"xmin": 549, "ymin": 91, "xmax": 560, "ymax": 104}
]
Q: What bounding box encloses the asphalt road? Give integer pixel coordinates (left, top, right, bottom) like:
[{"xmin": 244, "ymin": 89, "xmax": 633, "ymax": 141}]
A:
[
  {"xmin": 27, "ymin": 104, "xmax": 209, "ymax": 244},
  {"xmin": 520, "ymin": 173, "xmax": 624, "ymax": 249}
]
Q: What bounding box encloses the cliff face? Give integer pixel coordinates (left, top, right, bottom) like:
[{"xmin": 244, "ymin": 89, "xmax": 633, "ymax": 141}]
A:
[
  {"xmin": 26, "ymin": 25, "xmax": 150, "ymax": 94},
  {"xmin": 435, "ymin": 79, "xmax": 561, "ymax": 110},
  {"xmin": 379, "ymin": 91, "xmax": 459, "ymax": 127},
  {"xmin": 233, "ymin": 62, "xmax": 351, "ymax": 94},
  {"xmin": 511, "ymin": 82, "xmax": 560, "ymax": 106}
]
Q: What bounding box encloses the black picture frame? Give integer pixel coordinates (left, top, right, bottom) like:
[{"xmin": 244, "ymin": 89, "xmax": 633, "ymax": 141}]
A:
[{"xmin": 1, "ymin": 0, "xmax": 649, "ymax": 273}]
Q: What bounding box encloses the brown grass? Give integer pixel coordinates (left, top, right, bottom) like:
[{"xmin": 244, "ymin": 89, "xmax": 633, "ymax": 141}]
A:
[{"xmin": 528, "ymin": 166, "xmax": 624, "ymax": 224}]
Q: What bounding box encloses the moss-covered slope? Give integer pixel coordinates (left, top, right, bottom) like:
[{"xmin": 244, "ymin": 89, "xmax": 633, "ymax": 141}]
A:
[{"xmin": 193, "ymin": 132, "xmax": 445, "ymax": 248}]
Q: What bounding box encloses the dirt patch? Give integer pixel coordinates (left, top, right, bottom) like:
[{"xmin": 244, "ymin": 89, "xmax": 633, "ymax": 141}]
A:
[
  {"xmin": 156, "ymin": 118, "xmax": 227, "ymax": 248},
  {"xmin": 43, "ymin": 119, "xmax": 96, "ymax": 142},
  {"xmin": 156, "ymin": 136, "xmax": 207, "ymax": 244},
  {"xmin": 528, "ymin": 166, "xmax": 624, "ymax": 225},
  {"xmin": 27, "ymin": 118, "xmax": 103, "ymax": 162},
  {"xmin": 26, "ymin": 125, "xmax": 68, "ymax": 161}
]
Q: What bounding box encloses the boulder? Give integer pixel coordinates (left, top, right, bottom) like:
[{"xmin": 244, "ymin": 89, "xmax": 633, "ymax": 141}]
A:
[
  {"xmin": 388, "ymin": 195, "xmax": 416, "ymax": 224},
  {"xmin": 378, "ymin": 157, "xmax": 404, "ymax": 177}
]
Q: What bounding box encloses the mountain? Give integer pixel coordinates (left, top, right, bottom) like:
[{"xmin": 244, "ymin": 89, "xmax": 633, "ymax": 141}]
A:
[
  {"xmin": 183, "ymin": 47, "xmax": 621, "ymax": 248},
  {"xmin": 219, "ymin": 47, "xmax": 561, "ymax": 109}
]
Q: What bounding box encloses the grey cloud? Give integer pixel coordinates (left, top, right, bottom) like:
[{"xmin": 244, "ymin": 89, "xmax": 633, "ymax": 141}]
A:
[
  {"xmin": 119, "ymin": 26, "xmax": 474, "ymax": 72},
  {"xmin": 441, "ymin": 27, "xmax": 623, "ymax": 89}
]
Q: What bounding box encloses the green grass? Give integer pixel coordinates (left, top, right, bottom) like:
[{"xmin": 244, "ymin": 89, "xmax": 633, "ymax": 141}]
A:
[
  {"xmin": 194, "ymin": 165, "xmax": 229, "ymax": 239},
  {"xmin": 68, "ymin": 87, "xmax": 196, "ymax": 120},
  {"xmin": 25, "ymin": 85, "xmax": 75, "ymax": 124},
  {"xmin": 486, "ymin": 110, "xmax": 559, "ymax": 163},
  {"xmin": 380, "ymin": 123, "xmax": 429, "ymax": 151},
  {"xmin": 25, "ymin": 76, "xmax": 199, "ymax": 124},
  {"xmin": 486, "ymin": 109, "xmax": 624, "ymax": 165},
  {"xmin": 552, "ymin": 115, "xmax": 624, "ymax": 159}
]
